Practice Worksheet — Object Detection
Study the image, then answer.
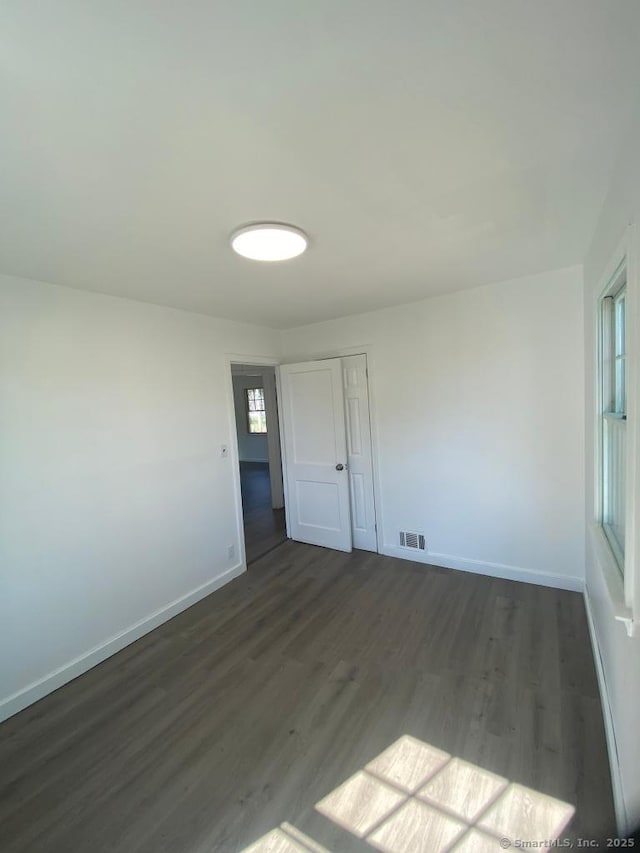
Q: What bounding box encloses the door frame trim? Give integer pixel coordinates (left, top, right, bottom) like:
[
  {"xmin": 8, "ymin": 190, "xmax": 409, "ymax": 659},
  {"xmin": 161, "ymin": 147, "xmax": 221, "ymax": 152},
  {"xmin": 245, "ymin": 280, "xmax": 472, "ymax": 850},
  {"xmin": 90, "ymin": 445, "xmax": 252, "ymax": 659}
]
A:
[{"xmin": 280, "ymin": 345, "xmax": 382, "ymax": 554}]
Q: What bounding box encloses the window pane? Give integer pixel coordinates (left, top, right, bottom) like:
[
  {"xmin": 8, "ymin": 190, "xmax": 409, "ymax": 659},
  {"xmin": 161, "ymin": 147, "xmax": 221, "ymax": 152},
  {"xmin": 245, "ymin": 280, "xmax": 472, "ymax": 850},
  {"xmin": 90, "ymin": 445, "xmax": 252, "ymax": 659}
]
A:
[
  {"xmin": 614, "ymin": 291, "xmax": 626, "ymax": 415},
  {"xmin": 248, "ymin": 411, "xmax": 267, "ymax": 433},
  {"xmin": 603, "ymin": 416, "xmax": 626, "ymax": 568},
  {"xmin": 246, "ymin": 387, "xmax": 266, "ymax": 433},
  {"xmin": 615, "ymin": 294, "xmax": 626, "ymax": 357},
  {"xmin": 246, "ymin": 388, "xmax": 266, "ymax": 411},
  {"xmin": 615, "ymin": 356, "xmax": 626, "ymax": 415}
]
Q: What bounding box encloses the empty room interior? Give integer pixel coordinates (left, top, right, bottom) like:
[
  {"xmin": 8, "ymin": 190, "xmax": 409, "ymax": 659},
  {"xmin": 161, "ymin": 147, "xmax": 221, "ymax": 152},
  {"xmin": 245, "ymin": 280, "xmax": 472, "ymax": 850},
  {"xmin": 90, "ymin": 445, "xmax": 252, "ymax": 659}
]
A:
[{"xmin": 2, "ymin": 2, "xmax": 640, "ymax": 851}]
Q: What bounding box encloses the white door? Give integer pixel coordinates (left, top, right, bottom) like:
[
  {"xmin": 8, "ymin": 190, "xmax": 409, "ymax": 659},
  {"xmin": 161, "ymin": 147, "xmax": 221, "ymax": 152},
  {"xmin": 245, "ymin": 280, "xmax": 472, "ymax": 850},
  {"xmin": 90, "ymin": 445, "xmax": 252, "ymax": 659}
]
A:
[
  {"xmin": 342, "ymin": 355, "xmax": 378, "ymax": 552},
  {"xmin": 280, "ymin": 360, "xmax": 352, "ymax": 552}
]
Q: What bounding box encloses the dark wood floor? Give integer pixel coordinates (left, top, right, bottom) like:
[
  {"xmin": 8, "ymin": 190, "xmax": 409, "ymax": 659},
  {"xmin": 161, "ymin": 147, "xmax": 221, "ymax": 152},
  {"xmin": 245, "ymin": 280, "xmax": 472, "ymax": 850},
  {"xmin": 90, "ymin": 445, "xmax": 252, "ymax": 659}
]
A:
[
  {"xmin": 240, "ymin": 461, "xmax": 286, "ymax": 565},
  {"xmin": 0, "ymin": 543, "xmax": 614, "ymax": 852}
]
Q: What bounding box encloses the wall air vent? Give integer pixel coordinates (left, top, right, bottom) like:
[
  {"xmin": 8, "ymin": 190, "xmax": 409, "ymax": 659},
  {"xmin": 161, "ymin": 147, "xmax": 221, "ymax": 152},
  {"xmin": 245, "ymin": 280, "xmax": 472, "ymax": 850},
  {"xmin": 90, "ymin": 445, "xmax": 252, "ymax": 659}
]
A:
[{"xmin": 399, "ymin": 530, "xmax": 426, "ymax": 550}]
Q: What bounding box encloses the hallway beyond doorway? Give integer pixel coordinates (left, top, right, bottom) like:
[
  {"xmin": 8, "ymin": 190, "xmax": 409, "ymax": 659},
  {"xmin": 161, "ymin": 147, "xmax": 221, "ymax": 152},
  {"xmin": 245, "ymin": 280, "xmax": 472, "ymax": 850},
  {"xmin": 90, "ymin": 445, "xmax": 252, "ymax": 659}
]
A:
[{"xmin": 240, "ymin": 461, "xmax": 286, "ymax": 564}]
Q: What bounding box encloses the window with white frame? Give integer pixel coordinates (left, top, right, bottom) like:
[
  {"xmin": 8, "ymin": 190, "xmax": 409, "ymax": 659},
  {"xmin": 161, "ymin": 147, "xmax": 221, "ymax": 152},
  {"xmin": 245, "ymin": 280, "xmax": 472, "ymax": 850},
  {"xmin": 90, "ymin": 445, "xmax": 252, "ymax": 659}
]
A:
[
  {"xmin": 245, "ymin": 387, "xmax": 267, "ymax": 434},
  {"xmin": 600, "ymin": 263, "xmax": 627, "ymax": 574}
]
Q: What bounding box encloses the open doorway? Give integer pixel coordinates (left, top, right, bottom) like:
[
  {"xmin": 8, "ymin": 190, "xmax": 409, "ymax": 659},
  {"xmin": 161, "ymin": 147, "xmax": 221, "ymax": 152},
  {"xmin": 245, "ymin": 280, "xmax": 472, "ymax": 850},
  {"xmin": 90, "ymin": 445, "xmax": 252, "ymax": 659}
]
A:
[{"xmin": 231, "ymin": 364, "xmax": 286, "ymax": 564}]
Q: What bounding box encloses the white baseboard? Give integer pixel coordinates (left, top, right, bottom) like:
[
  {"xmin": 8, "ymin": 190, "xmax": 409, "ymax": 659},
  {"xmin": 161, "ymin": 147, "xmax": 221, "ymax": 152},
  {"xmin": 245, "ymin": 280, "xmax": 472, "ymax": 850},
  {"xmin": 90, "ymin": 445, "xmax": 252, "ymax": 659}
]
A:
[
  {"xmin": 380, "ymin": 544, "xmax": 584, "ymax": 592},
  {"xmin": 583, "ymin": 589, "xmax": 628, "ymax": 835},
  {"xmin": 0, "ymin": 562, "xmax": 246, "ymax": 724}
]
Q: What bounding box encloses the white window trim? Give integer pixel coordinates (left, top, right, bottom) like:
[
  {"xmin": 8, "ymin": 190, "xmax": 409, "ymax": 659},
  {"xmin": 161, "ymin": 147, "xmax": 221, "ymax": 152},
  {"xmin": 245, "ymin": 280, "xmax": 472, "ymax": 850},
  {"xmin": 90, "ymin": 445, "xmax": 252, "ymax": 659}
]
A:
[
  {"xmin": 593, "ymin": 224, "xmax": 640, "ymax": 637},
  {"xmin": 601, "ymin": 274, "xmax": 626, "ymax": 570}
]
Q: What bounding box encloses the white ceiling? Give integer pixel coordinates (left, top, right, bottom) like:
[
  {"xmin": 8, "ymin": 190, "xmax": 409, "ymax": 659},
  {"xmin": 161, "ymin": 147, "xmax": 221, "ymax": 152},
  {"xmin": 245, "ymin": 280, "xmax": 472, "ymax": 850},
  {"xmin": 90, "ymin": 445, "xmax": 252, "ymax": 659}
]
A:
[{"xmin": 2, "ymin": 1, "xmax": 639, "ymax": 328}]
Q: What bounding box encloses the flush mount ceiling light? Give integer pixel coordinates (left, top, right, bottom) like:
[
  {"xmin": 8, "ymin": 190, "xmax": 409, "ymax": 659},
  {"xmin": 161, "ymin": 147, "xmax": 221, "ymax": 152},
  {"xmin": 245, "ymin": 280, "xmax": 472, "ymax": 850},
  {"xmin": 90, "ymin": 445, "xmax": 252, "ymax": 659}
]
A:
[{"xmin": 230, "ymin": 222, "xmax": 308, "ymax": 261}]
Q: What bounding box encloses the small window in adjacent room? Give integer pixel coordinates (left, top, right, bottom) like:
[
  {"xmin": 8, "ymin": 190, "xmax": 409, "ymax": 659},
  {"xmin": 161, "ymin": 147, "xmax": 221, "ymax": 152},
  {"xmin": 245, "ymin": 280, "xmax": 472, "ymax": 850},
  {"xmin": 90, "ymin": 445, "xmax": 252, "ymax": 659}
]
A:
[
  {"xmin": 246, "ymin": 387, "xmax": 267, "ymax": 433},
  {"xmin": 600, "ymin": 264, "xmax": 627, "ymax": 575}
]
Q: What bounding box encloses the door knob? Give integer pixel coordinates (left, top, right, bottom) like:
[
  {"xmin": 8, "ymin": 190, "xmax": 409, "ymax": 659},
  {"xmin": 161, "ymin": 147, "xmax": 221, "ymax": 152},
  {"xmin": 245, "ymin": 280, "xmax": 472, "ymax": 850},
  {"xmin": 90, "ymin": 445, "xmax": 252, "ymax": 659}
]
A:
[{"xmin": 336, "ymin": 463, "xmax": 345, "ymax": 471}]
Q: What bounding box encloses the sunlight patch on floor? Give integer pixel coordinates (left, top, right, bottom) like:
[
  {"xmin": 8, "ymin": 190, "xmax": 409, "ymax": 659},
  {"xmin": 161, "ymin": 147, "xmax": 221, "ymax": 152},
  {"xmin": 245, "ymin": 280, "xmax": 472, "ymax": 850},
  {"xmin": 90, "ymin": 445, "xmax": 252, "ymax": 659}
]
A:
[
  {"xmin": 242, "ymin": 734, "xmax": 575, "ymax": 852},
  {"xmin": 315, "ymin": 769, "xmax": 406, "ymax": 837},
  {"xmin": 366, "ymin": 734, "xmax": 450, "ymax": 793},
  {"xmin": 242, "ymin": 823, "xmax": 329, "ymax": 853},
  {"xmin": 242, "ymin": 828, "xmax": 307, "ymax": 853}
]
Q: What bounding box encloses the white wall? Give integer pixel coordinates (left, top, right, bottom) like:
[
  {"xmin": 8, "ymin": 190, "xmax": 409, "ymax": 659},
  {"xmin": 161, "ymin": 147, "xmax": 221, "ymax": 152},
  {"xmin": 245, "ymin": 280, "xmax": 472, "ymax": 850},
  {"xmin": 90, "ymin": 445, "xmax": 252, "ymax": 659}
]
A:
[
  {"xmin": 282, "ymin": 266, "xmax": 585, "ymax": 589},
  {"xmin": 0, "ymin": 274, "xmax": 280, "ymax": 721},
  {"xmin": 232, "ymin": 374, "xmax": 269, "ymax": 462},
  {"xmin": 583, "ymin": 102, "xmax": 640, "ymax": 833}
]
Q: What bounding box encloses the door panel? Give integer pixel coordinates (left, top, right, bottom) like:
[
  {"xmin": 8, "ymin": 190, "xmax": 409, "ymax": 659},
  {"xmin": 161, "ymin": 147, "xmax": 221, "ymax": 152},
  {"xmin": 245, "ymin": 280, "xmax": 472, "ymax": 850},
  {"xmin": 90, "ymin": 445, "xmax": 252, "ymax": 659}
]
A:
[
  {"xmin": 346, "ymin": 397, "xmax": 363, "ymax": 455},
  {"xmin": 342, "ymin": 355, "xmax": 378, "ymax": 552},
  {"xmin": 289, "ymin": 370, "xmax": 337, "ymax": 464},
  {"xmin": 280, "ymin": 360, "xmax": 352, "ymax": 552},
  {"xmin": 296, "ymin": 481, "xmax": 341, "ymax": 528},
  {"xmin": 350, "ymin": 472, "xmax": 367, "ymax": 529}
]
